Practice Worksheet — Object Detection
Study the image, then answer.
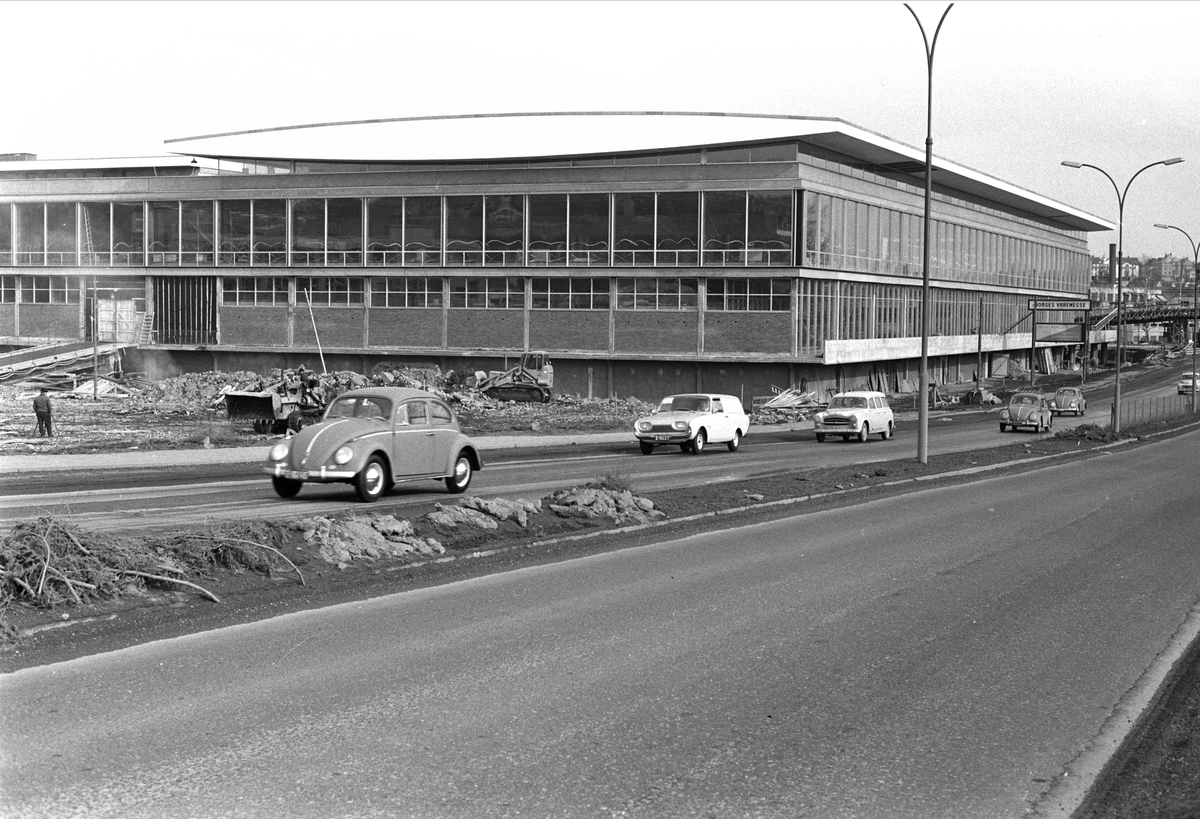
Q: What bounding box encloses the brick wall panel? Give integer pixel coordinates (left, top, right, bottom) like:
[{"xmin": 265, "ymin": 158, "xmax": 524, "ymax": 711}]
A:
[
  {"xmin": 18, "ymin": 305, "xmax": 80, "ymax": 339},
  {"xmin": 221, "ymin": 307, "xmax": 289, "ymax": 347},
  {"xmin": 293, "ymin": 308, "xmax": 366, "ymax": 348},
  {"xmin": 615, "ymin": 313, "xmax": 698, "ymax": 354},
  {"xmin": 529, "ymin": 311, "xmax": 608, "ymax": 351},
  {"xmin": 704, "ymin": 313, "xmax": 792, "ymax": 354},
  {"xmin": 367, "ymin": 309, "xmax": 443, "ymax": 348},
  {"xmin": 446, "ymin": 310, "xmax": 524, "ymax": 349}
]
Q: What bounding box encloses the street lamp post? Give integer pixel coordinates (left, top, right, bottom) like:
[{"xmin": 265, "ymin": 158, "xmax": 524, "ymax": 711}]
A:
[
  {"xmin": 1154, "ymin": 222, "xmax": 1200, "ymax": 412},
  {"xmin": 906, "ymin": 1, "xmax": 953, "ymax": 465},
  {"xmin": 1061, "ymin": 158, "xmax": 1184, "ymax": 433}
]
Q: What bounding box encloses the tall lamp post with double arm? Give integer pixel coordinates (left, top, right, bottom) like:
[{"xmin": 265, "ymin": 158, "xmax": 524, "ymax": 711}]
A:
[
  {"xmin": 905, "ymin": 1, "xmax": 953, "ymax": 465},
  {"xmin": 1154, "ymin": 222, "xmax": 1200, "ymax": 412},
  {"xmin": 1061, "ymin": 157, "xmax": 1184, "ymax": 433}
]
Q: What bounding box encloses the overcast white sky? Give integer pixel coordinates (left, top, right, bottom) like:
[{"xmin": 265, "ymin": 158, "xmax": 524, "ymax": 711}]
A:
[{"xmin": 5, "ymin": 0, "xmax": 1198, "ymax": 259}]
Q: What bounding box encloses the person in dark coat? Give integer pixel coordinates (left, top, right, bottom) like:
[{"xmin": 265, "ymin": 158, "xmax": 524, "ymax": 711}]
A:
[{"xmin": 33, "ymin": 388, "xmax": 52, "ymax": 437}]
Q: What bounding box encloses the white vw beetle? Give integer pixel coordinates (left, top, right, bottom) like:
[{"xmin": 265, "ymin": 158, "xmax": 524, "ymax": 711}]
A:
[{"xmin": 634, "ymin": 393, "xmax": 750, "ymax": 455}]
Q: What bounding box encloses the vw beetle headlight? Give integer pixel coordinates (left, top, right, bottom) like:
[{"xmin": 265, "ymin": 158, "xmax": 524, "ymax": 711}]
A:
[
  {"xmin": 672, "ymin": 420, "xmax": 688, "ymax": 431},
  {"xmin": 1000, "ymin": 409, "xmax": 1009, "ymax": 419},
  {"xmin": 333, "ymin": 445, "xmax": 354, "ymax": 465},
  {"xmin": 269, "ymin": 442, "xmax": 290, "ymax": 461},
  {"xmin": 636, "ymin": 420, "xmax": 652, "ymax": 432}
]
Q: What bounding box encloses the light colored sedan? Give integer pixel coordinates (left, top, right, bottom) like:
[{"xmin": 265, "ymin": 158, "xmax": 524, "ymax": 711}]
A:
[
  {"xmin": 813, "ymin": 391, "xmax": 895, "ymax": 442},
  {"xmin": 263, "ymin": 387, "xmax": 483, "ymax": 501},
  {"xmin": 1179, "ymin": 373, "xmax": 1199, "ymax": 395},
  {"xmin": 634, "ymin": 393, "xmax": 750, "ymax": 455}
]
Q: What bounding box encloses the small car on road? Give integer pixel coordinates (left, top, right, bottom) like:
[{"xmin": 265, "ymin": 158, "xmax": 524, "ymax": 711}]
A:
[
  {"xmin": 634, "ymin": 393, "xmax": 750, "ymax": 455},
  {"xmin": 264, "ymin": 387, "xmax": 483, "ymax": 501},
  {"xmin": 1048, "ymin": 387, "xmax": 1086, "ymax": 417},
  {"xmin": 813, "ymin": 391, "xmax": 895, "ymax": 442},
  {"xmin": 1179, "ymin": 372, "xmax": 1199, "ymax": 395},
  {"xmin": 999, "ymin": 392, "xmax": 1053, "ymax": 433}
]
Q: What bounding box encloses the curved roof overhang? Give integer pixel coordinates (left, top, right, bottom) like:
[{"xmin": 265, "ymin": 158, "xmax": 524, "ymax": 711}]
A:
[{"xmin": 165, "ymin": 112, "xmax": 1113, "ymax": 233}]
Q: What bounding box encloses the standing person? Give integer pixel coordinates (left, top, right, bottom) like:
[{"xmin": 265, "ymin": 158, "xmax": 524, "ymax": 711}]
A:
[{"xmin": 32, "ymin": 388, "xmax": 52, "ymax": 438}]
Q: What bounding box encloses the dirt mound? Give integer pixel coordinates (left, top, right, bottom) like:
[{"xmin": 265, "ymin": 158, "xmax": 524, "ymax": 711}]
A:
[{"xmin": 0, "ymin": 484, "xmax": 666, "ymax": 642}]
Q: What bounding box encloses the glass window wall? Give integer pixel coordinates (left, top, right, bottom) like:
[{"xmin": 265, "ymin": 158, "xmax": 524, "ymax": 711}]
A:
[
  {"xmin": 367, "ymin": 197, "xmax": 404, "ymax": 265},
  {"xmin": 81, "ymin": 203, "xmax": 111, "ymax": 266},
  {"xmin": 0, "ymin": 206, "xmax": 10, "ymax": 266},
  {"xmin": 327, "ymin": 199, "xmax": 363, "ymax": 266},
  {"xmin": 656, "ymin": 192, "xmax": 699, "ymax": 265},
  {"xmin": 569, "ymin": 194, "xmax": 609, "ymax": 266},
  {"xmin": 702, "ymin": 191, "xmax": 746, "ymax": 265},
  {"xmin": 252, "ymin": 200, "xmax": 287, "ymax": 266},
  {"xmin": 528, "ymin": 194, "xmax": 567, "ymax": 266},
  {"xmin": 445, "ymin": 196, "xmax": 483, "ymax": 266},
  {"xmin": 291, "ymin": 198, "xmax": 325, "ymax": 266},
  {"xmin": 113, "ymin": 203, "xmax": 144, "ymax": 265},
  {"xmin": 181, "ymin": 201, "xmax": 214, "ymax": 266},
  {"xmin": 15, "ymin": 204, "xmax": 42, "ymax": 266},
  {"xmin": 147, "ymin": 202, "xmax": 179, "ymax": 266},
  {"xmin": 485, "ymin": 195, "xmax": 524, "ymax": 266},
  {"xmin": 747, "ymin": 191, "xmax": 793, "ymax": 266},
  {"xmin": 218, "ymin": 201, "xmax": 251, "ymax": 265},
  {"xmin": 404, "ymin": 197, "xmax": 441, "ymax": 266},
  {"xmin": 613, "ymin": 193, "xmax": 654, "ymax": 266}
]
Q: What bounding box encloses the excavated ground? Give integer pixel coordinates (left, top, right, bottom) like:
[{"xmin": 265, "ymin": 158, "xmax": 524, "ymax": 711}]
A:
[{"xmin": 1, "ymin": 366, "xmax": 1198, "ymax": 815}]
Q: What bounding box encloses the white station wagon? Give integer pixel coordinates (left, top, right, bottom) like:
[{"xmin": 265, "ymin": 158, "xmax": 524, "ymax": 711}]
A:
[
  {"xmin": 813, "ymin": 390, "xmax": 896, "ymax": 442},
  {"xmin": 634, "ymin": 393, "xmax": 750, "ymax": 455}
]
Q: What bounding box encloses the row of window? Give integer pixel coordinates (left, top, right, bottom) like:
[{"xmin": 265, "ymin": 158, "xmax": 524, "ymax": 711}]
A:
[
  {"xmin": 0, "ymin": 191, "xmax": 1086, "ymax": 295},
  {"xmin": 225, "ymin": 276, "xmax": 793, "ymax": 312},
  {"xmin": 0, "ymin": 275, "xmax": 79, "ymax": 304},
  {"xmin": 0, "ymin": 192, "xmax": 795, "ymax": 269},
  {"xmin": 802, "ymin": 191, "xmax": 1089, "ymax": 293}
]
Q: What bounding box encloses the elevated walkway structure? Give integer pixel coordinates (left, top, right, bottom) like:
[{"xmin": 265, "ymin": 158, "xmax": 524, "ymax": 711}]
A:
[{"xmin": 1092, "ymin": 303, "xmax": 1198, "ymax": 327}]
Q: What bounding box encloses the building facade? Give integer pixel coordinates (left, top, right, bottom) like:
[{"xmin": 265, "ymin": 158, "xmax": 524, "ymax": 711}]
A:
[{"xmin": 0, "ymin": 113, "xmax": 1111, "ymax": 400}]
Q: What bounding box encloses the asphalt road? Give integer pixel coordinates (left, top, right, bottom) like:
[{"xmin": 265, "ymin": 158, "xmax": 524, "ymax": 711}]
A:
[
  {"xmin": 2, "ymin": 425, "xmax": 1198, "ymax": 818},
  {"xmin": 0, "ymin": 400, "xmax": 1104, "ymax": 535}
]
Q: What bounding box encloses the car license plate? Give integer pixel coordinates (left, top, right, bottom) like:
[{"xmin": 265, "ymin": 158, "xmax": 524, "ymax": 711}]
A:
[{"xmin": 654, "ymin": 434, "xmax": 671, "ymax": 441}]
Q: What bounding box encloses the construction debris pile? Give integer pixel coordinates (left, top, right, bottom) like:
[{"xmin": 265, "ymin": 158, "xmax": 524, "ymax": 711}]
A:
[
  {"xmin": 123, "ymin": 366, "xmax": 655, "ymax": 434},
  {"xmin": 0, "ymin": 484, "xmax": 667, "ymax": 636},
  {"xmin": 753, "ymin": 387, "xmax": 823, "ymax": 424}
]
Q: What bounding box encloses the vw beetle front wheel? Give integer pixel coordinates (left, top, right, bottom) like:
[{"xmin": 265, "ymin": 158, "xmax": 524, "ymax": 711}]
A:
[{"xmin": 355, "ymin": 455, "xmax": 388, "ymax": 502}]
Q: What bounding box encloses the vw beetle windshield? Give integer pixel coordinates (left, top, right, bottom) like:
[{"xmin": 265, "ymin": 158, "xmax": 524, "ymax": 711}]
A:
[{"xmin": 326, "ymin": 396, "xmax": 392, "ymax": 421}]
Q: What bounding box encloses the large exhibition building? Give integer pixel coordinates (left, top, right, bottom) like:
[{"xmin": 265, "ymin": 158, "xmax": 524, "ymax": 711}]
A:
[{"xmin": 0, "ymin": 112, "xmax": 1112, "ymax": 400}]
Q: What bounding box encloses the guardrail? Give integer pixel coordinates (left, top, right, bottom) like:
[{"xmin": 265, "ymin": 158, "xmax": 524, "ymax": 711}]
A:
[{"xmin": 1112, "ymin": 394, "xmax": 1196, "ymax": 428}]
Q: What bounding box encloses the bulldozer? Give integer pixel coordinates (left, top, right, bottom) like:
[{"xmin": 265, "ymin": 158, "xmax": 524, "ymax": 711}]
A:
[
  {"xmin": 476, "ymin": 351, "xmax": 555, "ymax": 403},
  {"xmin": 223, "ymin": 367, "xmax": 328, "ymax": 434}
]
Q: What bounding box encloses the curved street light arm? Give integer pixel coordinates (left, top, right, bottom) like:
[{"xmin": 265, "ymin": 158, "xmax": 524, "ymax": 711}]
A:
[
  {"xmin": 1060, "ymin": 157, "xmax": 1183, "ymax": 432},
  {"xmin": 1153, "ymin": 222, "xmax": 1200, "ymax": 413}
]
